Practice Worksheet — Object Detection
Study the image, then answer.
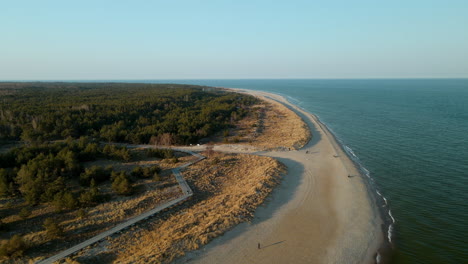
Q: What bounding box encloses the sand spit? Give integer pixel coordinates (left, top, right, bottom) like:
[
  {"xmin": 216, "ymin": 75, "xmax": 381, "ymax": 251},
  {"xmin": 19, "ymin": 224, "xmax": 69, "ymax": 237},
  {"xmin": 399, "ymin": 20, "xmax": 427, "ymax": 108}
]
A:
[{"xmin": 176, "ymin": 89, "xmax": 384, "ymax": 264}]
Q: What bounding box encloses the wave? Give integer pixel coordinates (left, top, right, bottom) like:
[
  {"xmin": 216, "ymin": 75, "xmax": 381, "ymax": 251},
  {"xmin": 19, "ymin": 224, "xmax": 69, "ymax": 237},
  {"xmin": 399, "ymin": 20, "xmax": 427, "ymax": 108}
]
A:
[
  {"xmin": 344, "ymin": 145, "xmax": 358, "ymax": 159},
  {"xmin": 285, "ymin": 95, "xmax": 302, "ymax": 106}
]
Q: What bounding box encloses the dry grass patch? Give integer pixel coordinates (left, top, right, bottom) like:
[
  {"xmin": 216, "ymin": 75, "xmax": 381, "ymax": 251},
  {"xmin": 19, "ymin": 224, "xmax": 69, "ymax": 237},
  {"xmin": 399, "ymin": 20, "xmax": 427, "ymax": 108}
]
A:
[{"xmin": 224, "ymin": 96, "xmax": 310, "ymax": 150}]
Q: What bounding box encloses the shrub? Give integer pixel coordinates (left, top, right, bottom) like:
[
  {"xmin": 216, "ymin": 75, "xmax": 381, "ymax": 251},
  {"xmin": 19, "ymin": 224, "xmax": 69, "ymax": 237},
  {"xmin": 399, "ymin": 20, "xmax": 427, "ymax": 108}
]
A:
[
  {"xmin": 130, "ymin": 166, "xmax": 144, "ymax": 178},
  {"xmin": 103, "ymin": 145, "xmax": 131, "ymax": 162},
  {"xmin": 79, "ymin": 180, "xmax": 100, "ymax": 207},
  {"xmin": 212, "ymin": 157, "xmax": 221, "ymax": 165},
  {"xmin": 131, "ymin": 166, "xmax": 160, "ymax": 179},
  {"xmin": 43, "ymin": 218, "xmax": 64, "ymax": 238},
  {"xmin": 0, "ymin": 234, "xmax": 27, "ymax": 258},
  {"xmin": 146, "ymin": 148, "xmax": 174, "ymax": 159},
  {"xmin": 80, "ymin": 166, "xmax": 111, "ymax": 186},
  {"xmin": 18, "ymin": 208, "xmax": 31, "ymax": 219},
  {"xmin": 77, "ymin": 208, "xmax": 88, "ymax": 219},
  {"xmin": 153, "ymin": 172, "xmax": 160, "ymax": 182}
]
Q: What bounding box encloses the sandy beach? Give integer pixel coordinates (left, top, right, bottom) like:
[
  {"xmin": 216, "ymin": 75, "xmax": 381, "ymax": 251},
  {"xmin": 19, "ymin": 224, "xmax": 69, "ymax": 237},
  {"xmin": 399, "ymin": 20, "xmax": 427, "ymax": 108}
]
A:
[{"xmin": 176, "ymin": 89, "xmax": 384, "ymax": 264}]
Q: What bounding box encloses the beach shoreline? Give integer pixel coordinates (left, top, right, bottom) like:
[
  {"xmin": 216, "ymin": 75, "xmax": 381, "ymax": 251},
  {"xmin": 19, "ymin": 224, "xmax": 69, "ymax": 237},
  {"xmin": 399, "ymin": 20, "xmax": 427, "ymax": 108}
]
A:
[{"xmin": 176, "ymin": 88, "xmax": 385, "ymax": 264}]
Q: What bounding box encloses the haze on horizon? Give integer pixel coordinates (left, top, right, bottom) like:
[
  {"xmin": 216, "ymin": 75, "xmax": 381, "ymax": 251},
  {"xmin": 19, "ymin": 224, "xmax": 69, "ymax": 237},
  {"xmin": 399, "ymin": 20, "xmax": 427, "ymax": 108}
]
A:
[{"xmin": 1, "ymin": 0, "xmax": 467, "ymax": 80}]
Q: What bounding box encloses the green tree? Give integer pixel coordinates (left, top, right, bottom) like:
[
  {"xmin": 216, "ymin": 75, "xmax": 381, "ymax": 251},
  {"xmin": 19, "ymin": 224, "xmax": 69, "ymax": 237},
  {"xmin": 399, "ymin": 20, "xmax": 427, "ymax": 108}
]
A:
[
  {"xmin": 82, "ymin": 143, "xmax": 100, "ymax": 160},
  {"xmin": 16, "ymin": 164, "xmax": 42, "ymax": 204},
  {"xmin": 79, "ymin": 179, "xmax": 100, "ymax": 206},
  {"xmin": 53, "ymin": 191, "xmax": 77, "ymax": 211},
  {"xmin": 111, "ymin": 172, "xmax": 133, "ymax": 195},
  {"xmin": 41, "ymin": 177, "xmax": 65, "ymax": 202},
  {"xmin": 56, "ymin": 149, "xmax": 80, "ymax": 176}
]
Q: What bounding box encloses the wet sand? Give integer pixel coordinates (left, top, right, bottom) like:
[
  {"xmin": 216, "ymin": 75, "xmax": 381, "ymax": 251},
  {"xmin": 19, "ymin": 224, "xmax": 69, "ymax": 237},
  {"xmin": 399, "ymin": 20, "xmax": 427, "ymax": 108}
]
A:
[{"xmin": 176, "ymin": 89, "xmax": 384, "ymax": 264}]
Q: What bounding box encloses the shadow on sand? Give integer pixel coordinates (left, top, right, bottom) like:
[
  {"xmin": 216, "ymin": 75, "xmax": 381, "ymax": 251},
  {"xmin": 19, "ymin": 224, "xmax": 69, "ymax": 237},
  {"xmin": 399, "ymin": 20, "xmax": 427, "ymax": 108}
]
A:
[
  {"xmin": 174, "ymin": 157, "xmax": 304, "ymax": 263},
  {"xmin": 260, "ymin": 240, "xmax": 286, "ymax": 249}
]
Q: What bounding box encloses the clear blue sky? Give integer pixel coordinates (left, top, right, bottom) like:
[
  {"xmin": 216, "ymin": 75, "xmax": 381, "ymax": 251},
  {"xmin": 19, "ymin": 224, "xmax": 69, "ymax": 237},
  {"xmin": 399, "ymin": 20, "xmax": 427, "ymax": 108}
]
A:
[{"xmin": 1, "ymin": 0, "xmax": 467, "ymax": 80}]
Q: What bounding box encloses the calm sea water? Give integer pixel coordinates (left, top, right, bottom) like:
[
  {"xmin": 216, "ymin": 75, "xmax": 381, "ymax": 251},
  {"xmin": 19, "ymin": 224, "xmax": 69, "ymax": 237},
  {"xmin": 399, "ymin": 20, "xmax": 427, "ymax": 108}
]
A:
[{"xmin": 105, "ymin": 79, "xmax": 468, "ymax": 263}]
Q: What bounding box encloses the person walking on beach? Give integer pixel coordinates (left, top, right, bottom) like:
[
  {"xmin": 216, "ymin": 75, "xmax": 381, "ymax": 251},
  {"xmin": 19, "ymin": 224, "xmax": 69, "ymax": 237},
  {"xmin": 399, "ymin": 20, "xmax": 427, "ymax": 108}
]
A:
[{"xmin": 258, "ymin": 243, "xmax": 261, "ymax": 249}]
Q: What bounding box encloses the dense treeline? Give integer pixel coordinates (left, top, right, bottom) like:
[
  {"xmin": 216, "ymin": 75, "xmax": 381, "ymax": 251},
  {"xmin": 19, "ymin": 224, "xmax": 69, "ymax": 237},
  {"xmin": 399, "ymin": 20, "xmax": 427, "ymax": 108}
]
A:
[
  {"xmin": 0, "ymin": 82, "xmax": 258, "ymax": 144},
  {"xmin": 0, "ymin": 137, "xmax": 135, "ymax": 205}
]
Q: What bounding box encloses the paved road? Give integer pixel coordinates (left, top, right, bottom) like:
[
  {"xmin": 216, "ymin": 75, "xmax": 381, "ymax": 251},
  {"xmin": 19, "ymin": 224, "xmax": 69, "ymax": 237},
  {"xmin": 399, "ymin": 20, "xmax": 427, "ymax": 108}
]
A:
[{"xmin": 36, "ymin": 148, "xmax": 204, "ymax": 264}]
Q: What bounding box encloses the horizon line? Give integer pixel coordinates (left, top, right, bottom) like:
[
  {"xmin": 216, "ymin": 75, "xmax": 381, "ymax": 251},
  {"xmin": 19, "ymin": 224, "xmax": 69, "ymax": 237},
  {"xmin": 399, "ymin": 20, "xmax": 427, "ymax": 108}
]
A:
[{"xmin": 1, "ymin": 77, "xmax": 468, "ymax": 82}]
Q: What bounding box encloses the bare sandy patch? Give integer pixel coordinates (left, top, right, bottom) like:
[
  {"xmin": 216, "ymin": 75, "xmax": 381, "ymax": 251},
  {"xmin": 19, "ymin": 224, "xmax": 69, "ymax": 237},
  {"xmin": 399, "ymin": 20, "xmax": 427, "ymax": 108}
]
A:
[{"xmin": 216, "ymin": 91, "xmax": 310, "ymax": 150}]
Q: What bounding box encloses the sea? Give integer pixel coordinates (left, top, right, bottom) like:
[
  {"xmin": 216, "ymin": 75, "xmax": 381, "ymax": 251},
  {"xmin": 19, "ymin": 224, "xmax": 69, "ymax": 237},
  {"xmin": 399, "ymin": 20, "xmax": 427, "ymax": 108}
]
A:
[{"xmin": 72, "ymin": 79, "xmax": 468, "ymax": 263}]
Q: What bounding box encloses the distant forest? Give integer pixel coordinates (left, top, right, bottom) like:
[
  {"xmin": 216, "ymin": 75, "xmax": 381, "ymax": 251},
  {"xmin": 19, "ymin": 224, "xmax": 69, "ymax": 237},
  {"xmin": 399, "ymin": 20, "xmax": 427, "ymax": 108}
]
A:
[{"xmin": 0, "ymin": 82, "xmax": 258, "ymax": 144}]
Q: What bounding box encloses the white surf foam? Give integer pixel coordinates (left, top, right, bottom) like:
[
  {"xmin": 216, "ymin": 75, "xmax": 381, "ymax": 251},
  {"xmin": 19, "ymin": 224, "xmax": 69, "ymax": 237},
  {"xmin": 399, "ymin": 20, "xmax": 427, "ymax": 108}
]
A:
[
  {"xmin": 386, "ymin": 209, "xmax": 396, "ymax": 243},
  {"xmin": 376, "ymin": 252, "xmax": 382, "ymax": 263},
  {"xmin": 387, "ymin": 223, "xmax": 394, "ymax": 243},
  {"xmin": 344, "ymin": 145, "xmax": 358, "ymax": 159},
  {"xmin": 389, "ymin": 209, "xmax": 396, "ymax": 223}
]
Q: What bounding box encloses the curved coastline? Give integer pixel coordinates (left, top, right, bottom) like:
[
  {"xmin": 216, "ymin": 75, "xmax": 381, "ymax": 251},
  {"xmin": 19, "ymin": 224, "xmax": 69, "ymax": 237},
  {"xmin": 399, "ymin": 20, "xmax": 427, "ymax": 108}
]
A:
[
  {"xmin": 281, "ymin": 97, "xmax": 394, "ymax": 262},
  {"xmin": 176, "ymin": 88, "xmax": 385, "ymax": 264},
  {"xmin": 310, "ymin": 112, "xmax": 393, "ymax": 263},
  {"xmin": 256, "ymin": 89, "xmax": 387, "ymax": 263}
]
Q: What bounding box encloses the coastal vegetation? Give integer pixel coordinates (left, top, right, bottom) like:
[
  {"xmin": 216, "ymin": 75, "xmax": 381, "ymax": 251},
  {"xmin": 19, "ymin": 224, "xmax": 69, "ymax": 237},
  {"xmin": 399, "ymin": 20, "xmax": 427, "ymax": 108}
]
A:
[
  {"xmin": 0, "ymin": 83, "xmax": 260, "ymax": 261},
  {"xmin": 0, "ymin": 139, "xmax": 134, "ymax": 206}
]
